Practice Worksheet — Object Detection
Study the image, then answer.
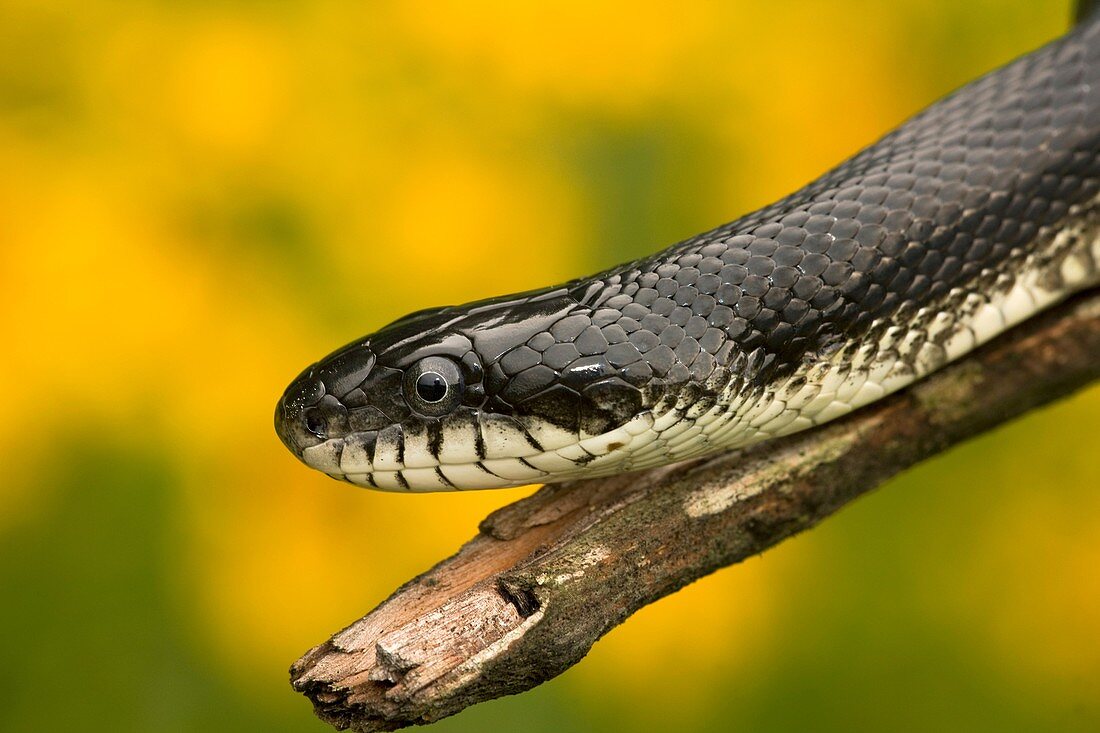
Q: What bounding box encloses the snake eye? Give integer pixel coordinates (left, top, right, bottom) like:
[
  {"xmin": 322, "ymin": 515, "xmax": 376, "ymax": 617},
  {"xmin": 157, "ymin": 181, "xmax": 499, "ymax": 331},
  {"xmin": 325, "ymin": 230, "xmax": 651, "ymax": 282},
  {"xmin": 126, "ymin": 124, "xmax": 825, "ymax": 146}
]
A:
[
  {"xmin": 416, "ymin": 372, "xmax": 448, "ymax": 403},
  {"xmin": 404, "ymin": 356, "xmax": 464, "ymax": 416}
]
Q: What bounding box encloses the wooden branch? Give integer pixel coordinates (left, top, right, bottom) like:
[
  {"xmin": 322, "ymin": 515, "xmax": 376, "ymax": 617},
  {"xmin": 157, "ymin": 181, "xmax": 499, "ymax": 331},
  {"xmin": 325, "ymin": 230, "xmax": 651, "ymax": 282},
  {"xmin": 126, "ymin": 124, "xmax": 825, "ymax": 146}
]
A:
[{"xmin": 291, "ymin": 289, "xmax": 1100, "ymax": 732}]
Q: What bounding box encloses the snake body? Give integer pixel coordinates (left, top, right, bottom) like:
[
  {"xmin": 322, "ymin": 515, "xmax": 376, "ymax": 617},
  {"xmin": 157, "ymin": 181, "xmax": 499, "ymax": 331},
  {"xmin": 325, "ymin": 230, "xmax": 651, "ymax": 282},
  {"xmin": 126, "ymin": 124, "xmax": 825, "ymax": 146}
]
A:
[{"xmin": 276, "ymin": 14, "xmax": 1100, "ymax": 492}]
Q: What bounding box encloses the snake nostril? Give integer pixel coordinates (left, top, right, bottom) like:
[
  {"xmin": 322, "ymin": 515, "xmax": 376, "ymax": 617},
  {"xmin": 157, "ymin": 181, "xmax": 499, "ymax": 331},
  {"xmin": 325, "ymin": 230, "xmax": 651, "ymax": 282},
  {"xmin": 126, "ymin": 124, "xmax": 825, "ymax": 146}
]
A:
[{"xmin": 304, "ymin": 409, "xmax": 328, "ymax": 439}]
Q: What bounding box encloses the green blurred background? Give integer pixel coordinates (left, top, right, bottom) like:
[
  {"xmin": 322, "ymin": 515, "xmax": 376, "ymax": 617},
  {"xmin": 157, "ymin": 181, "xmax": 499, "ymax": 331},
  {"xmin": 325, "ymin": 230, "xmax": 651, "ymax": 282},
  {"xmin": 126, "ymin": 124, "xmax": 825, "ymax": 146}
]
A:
[{"xmin": 1, "ymin": 1, "xmax": 1097, "ymax": 731}]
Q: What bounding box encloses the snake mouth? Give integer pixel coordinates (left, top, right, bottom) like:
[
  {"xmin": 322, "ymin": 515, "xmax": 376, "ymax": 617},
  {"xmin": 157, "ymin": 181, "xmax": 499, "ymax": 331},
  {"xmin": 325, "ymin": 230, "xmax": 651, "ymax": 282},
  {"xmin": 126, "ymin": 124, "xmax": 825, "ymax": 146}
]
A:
[{"xmin": 296, "ymin": 412, "xmax": 657, "ymax": 492}]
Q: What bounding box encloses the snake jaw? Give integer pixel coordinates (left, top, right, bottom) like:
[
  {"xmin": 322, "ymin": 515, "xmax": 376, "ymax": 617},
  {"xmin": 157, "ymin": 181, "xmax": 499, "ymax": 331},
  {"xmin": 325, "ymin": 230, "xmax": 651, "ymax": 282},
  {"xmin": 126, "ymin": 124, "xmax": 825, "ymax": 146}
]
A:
[
  {"xmin": 289, "ymin": 411, "xmax": 660, "ymax": 492},
  {"xmin": 300, "ymin": 437, "xmax": 347, "ymax": 474}
]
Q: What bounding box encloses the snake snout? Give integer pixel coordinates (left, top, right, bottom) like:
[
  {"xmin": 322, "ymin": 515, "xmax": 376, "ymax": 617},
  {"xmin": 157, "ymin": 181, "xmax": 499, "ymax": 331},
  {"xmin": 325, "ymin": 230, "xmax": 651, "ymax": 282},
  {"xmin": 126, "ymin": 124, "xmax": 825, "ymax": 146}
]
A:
[
  {"xmin": 275, "ymin": 364, "xmax": 332, "ymax": 458},
  {"xmin": 277, "ymin": 342, "xmax": 371, "ymax": 460}
]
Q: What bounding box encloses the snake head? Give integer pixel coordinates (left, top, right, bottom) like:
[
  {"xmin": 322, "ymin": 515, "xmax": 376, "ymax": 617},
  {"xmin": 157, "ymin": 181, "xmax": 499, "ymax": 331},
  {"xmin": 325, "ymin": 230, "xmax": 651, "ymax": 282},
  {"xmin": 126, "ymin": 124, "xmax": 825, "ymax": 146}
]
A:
[{"xmin": 275, "ymin": 288, "xmax": 662, "ymax": 491}]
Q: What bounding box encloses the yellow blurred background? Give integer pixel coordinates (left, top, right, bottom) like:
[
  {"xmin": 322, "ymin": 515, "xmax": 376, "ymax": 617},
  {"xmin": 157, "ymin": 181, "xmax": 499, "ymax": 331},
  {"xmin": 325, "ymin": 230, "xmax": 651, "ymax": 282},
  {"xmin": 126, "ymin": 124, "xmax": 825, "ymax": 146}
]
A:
[{"xmin": 1, "ymin": 1, "xmax": 1097, "ymax": 731}]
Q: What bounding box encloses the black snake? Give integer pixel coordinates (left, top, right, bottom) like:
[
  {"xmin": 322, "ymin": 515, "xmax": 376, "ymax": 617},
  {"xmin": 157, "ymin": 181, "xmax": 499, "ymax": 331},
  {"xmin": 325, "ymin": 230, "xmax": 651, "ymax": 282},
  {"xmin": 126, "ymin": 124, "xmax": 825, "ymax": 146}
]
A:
[{"xmin": 276, "ymin": 10, "xmax": 1099, "ymax": 491}]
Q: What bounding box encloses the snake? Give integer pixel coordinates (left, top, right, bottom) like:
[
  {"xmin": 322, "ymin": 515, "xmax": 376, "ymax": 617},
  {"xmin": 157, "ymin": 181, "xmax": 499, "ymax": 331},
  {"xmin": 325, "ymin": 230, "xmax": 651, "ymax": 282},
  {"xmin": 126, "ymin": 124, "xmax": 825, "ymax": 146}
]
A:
[{"xmin": 275, "ymin": 9, "xmax": 1100, "ymax": 492}]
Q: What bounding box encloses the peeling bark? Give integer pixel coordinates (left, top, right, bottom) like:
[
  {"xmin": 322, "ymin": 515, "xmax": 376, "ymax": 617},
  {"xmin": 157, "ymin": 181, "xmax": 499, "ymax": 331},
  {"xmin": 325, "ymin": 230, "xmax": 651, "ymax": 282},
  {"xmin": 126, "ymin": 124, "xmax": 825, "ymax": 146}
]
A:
[{"xmin": 291, "ymin": 290, "xmax": 1100, "ymax": 732}]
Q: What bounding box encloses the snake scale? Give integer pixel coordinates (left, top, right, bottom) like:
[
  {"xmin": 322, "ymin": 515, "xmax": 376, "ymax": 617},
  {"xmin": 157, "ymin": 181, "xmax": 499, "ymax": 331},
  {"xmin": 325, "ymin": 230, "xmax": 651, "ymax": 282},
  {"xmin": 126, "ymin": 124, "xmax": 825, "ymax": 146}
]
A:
[{"xmin": 276, "ymin": 11, "xmax": 1100, "ymax": 492}]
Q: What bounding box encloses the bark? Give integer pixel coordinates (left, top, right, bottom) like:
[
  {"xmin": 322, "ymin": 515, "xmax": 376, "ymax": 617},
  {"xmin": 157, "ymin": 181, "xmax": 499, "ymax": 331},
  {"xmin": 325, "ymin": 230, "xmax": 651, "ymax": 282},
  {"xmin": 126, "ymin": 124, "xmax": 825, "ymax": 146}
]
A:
[{"xmin": 291, "ymin": 290, "xmax": 1100, "ymax": 732}]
